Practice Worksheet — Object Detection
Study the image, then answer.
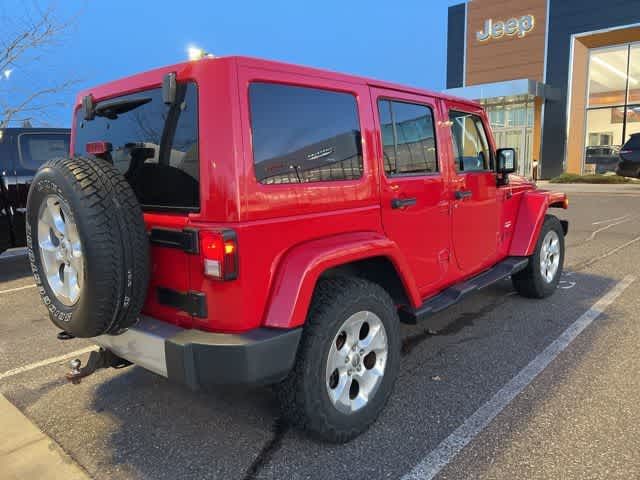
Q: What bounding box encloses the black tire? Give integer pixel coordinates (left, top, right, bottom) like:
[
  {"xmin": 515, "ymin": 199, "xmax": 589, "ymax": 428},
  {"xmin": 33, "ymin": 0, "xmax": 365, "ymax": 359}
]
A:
[
  {"xmin": 512, "ymin": 214, "xmax": 565, "ymax": 298},
  {"xmin": 26, "ymin": 157, "xmax": 149, "ymax": 338},
  {"xmin": 275, "ymin": 276, "xmax": 401, "ymax": 443}
]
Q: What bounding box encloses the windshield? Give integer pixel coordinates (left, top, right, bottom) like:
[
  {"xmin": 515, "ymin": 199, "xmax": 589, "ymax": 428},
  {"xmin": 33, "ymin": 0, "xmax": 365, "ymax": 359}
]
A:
[{"xmin": 74, "ymin": 82, "xmax": 199, "ymax": 211}]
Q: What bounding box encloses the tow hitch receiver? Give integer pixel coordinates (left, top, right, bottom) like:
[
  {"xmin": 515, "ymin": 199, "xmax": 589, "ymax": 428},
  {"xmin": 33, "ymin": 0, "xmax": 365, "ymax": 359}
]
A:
[{"xmin": 65, "ymin": 348, "xmax": 131, "ymax": 384}]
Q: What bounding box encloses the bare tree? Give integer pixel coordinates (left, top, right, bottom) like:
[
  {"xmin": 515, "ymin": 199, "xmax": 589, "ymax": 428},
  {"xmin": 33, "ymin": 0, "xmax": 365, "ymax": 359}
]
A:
[{"xmin": 0, "ymin": 5, "xmax": 77, "ymax": 128}]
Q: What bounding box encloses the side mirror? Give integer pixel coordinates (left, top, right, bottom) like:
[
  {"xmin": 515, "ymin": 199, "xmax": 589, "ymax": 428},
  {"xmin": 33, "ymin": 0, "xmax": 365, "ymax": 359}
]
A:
[
  {"xmin": 162, "ymin": 72, "xmax": 177, "ymax": 105},
  {"xmin": 497, "ymin": 148, "xmax": 517, "ymax": 174}
]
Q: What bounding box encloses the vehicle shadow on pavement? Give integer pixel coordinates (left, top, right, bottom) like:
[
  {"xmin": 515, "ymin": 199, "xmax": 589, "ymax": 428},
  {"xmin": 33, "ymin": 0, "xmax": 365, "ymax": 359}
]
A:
[
  {"xmin": 0, "ymin": 256, "xmax": 32, "ymax": 283},
  {"xmin": 85, "ymin": 272, "xmax": 615, "ymax": 480},
  {"xmin": 90, "ymin": 367, "xmax": 281, "ymax": 480}
]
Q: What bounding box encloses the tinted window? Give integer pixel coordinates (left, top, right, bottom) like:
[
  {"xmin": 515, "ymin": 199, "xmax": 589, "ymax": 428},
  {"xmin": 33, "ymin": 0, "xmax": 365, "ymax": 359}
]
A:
[
  {"xmin": 19, "ymin": 134, "xmax": 69, "ymax": 170},
  {"xmin": 449, "ymin": 111, "xmax": 492, "ymax": 172},
  {"xmin": 378, "ymin": 100, "xmax": 438, "ymax": 175},
  {"xmin": 75, "ymin": 83, "xmax": 199, "ymax": 210},
  {"xmin": 249, "ymin": 83, "xmax": 362, "ymax": 184}
]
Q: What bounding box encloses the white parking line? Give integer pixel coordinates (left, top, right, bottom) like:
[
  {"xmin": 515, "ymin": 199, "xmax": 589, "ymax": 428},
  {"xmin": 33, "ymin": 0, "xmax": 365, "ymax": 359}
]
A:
[
  {"xmin": 585, "ymin": 217, "xmax": 633, "ymax": 242},
  {"xmin": 402, "ymin": 274, "xmax": 635, "ymax": 480},
  {"xmin": 592, "ymin": 214, "xmax": 630, "ymax": 225},
  {"xmin": 0, "ymin": 284, "xmax": 36, "ymax": 295},
  {"xmin": 0, "ymin": 346, "xmax": 97, "ymax": 381},
  {"xmin": 579, "ymin": 235, "xmax": 640, "ymax": 270}
]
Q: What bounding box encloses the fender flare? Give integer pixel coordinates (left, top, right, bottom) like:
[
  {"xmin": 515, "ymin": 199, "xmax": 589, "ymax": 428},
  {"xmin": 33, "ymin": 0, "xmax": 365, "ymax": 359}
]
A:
[
  {"xmin": 509, "ymin": 190, "xmax": 567, "ymax": 257},
  {"xmin": 262, "ymin": 232, "xmax": 421, "ymax": 329}
]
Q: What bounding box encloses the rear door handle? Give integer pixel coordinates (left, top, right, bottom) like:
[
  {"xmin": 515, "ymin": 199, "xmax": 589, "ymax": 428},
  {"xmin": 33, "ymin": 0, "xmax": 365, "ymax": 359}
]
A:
[
  {"xmin": 391, "ymin": 197, "xmax": 417, "ymax": 209},
  {"xmin": 454, "ymin": 190, "xmax": 472, "ymax": 200}
]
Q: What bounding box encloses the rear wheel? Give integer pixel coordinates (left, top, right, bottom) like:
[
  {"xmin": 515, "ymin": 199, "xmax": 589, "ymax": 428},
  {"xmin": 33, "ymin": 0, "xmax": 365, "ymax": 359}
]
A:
[
  {"xmin": 275, "ymin": 277, "xmax": 401, "ymax": 443},
  {"xmin": 512, "ymin": 215, "xmax": 565, "ymax": 298}
]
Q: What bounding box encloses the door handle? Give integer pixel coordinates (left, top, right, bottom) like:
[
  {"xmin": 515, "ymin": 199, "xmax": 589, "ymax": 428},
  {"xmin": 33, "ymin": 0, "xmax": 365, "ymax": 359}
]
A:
[
  {"xmin": 454, "ymin": 190, "xmax": 472, "ymax": 200},
  {"xmin": 391, "ymin": 197, "xmax": 417, "ymax": 209}
]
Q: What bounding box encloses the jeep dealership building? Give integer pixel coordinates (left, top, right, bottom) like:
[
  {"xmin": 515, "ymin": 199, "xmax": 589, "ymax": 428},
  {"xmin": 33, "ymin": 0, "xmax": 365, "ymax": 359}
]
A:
[{"xmin": 446, "ymin": 0, "xmax": 640, "ymax": 178}]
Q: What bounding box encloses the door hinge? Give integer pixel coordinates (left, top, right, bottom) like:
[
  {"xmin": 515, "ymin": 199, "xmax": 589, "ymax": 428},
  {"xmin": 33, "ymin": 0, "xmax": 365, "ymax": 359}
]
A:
[{"xmin": 157, "ymin": 287, "xmax": 207, "ymax": 318}]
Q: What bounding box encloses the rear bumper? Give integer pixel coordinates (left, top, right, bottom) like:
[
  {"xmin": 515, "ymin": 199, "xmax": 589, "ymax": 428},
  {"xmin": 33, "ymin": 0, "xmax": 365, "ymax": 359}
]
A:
[{"xmin": 94, "ymin": 317, "xmax": 302, "ymax": 390}]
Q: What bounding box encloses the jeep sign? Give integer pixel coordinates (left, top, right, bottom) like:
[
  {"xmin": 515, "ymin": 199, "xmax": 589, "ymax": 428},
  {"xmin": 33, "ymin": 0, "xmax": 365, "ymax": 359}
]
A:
[{"xmin": 476, "ymin": 15, "xmax": 535, "ymax": 41}]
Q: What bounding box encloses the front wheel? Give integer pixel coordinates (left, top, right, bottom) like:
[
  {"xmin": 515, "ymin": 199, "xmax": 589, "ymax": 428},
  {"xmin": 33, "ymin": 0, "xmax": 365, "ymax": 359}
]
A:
[
  {"xmin": 512, "ymin": 215, "xmax": 565, "ymax": 298},
  {"xmin": 275, "ymin": 276, "xmax": 401, "ymax": 443}
]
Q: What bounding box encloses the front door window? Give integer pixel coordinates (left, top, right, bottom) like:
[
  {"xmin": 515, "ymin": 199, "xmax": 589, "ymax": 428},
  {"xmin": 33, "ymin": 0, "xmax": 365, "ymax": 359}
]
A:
[{"xmin": 449, "ymin": 111, "xmax": 492, "ymax": 172}]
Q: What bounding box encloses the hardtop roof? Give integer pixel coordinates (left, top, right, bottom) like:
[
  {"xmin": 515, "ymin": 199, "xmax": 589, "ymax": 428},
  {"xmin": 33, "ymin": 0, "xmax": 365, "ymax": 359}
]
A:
[{"xmin": 76, "ymin": 55, "xmax": 480, "ymax": 109}]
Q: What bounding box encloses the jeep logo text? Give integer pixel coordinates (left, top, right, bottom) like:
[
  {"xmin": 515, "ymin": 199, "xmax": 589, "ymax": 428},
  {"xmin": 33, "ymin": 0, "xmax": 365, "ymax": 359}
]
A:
[{"xmin": 476, "ymin": 15, "xmax": 535, "ymax": 41}]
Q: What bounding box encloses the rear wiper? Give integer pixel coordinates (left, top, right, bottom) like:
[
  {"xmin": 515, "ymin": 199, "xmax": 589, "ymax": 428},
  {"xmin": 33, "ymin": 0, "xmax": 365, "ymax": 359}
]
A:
[{"xmin": 95, "ymin": 97, "xmax": 152, "ymax": 119}]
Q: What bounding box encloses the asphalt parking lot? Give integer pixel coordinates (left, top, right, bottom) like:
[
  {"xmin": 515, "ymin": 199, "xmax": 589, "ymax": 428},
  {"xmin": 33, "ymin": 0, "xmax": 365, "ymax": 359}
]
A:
[{"xmin": 1, "ymin": 186, "xmax": 639, "ymax": 480}]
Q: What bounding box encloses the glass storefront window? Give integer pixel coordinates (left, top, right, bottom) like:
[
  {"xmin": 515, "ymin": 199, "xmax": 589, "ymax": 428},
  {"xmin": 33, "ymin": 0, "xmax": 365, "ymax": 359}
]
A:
[
  {"xmin": 584, "ymin": 108, "xmax": 623, "ymax": 174},
  {"xmin": 627, "ymin": 45, "xmax": 640, "ymax": 105},
  {"xmin": 623, "ymin": 46, "xmax": 640, "ymax": 144},
  {"xmin": 587, "ymin": 46, "xmax": 629, "ymax": 108},
  {"xmin": 625, "ymin": 105, "xmax": 640, "ymax": 144},
  {"xmin": 584, "ymin": 43, "xmax": 640, "ymax": 173},
  {"xmin": 488, "ymin": 107, "xmax": 506, "ymax": 129},
  {"xmin": 483, "ymin": 98, "xmax": 535, "ymax": 178}
]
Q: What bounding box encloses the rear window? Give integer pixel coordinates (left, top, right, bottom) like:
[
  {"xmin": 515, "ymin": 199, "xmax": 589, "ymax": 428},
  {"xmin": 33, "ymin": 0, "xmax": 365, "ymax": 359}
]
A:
[
  {"xmin": 74, "ymin": 82, "xmax": 199, "ymax": 210},
  {"xmin": 249, "ymin": 82, "xmax": 363, "ymax": 184},
  {"xmin": 19, "ymin": 134, "xmax": 70, "ymax": 170},
  {"xmin": 623, "ymin": 134, "xmax": 640, "ymax": 150}
]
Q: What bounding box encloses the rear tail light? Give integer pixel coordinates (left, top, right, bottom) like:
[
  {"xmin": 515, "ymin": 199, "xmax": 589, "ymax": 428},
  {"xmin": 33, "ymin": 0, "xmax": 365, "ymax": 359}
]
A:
[
  {"xmin": 200, "ymin": 230, "xmax": 238, "ymax": 280},
  {"xmin": 86, "ymin": 141, "xmax": 113, "ymax": 158}
]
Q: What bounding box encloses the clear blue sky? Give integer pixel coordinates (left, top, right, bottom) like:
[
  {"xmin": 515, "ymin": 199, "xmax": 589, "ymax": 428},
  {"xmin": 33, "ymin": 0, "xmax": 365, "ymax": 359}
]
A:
[{"xmin": 3, "ymin": 0, "xmax": 460, "ymax": 128}]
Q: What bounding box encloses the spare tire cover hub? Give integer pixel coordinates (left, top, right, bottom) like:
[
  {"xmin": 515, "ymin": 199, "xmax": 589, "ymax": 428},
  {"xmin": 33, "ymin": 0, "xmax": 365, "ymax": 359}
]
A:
[{"xmin": 37, "ymin": 194, "xmax": 84, "ymax": 306}]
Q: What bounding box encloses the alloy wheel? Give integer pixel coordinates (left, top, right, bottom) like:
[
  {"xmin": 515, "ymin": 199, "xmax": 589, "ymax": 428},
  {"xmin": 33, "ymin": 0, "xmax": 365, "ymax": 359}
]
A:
[
  {"xmin": 325, "ymin": 311, "xmax": 388, "ymax": 414},
  {"xmin": 37, "ymin": 195, "xmax": 84, "ymax": 306},
  {"xmin": 539, "ymin": 230, "xmax": 560, "ymax": 283}
]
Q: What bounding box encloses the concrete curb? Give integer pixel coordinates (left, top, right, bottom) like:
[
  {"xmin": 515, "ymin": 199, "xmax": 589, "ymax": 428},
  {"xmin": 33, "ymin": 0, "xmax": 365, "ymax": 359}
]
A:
[
  {"xmin": 0, "ymin": 394, "xmax": 91, "ymax": 479},
  {"xmin": 536, "ymin": 181, "xmax": 640, "ymax": 194}
]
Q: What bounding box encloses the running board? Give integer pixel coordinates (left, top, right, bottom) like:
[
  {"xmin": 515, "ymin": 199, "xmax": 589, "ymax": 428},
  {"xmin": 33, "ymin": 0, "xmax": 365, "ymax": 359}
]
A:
[{"xmin": 400, "ymin": 256, "xmax": 529, "ymax": 323}]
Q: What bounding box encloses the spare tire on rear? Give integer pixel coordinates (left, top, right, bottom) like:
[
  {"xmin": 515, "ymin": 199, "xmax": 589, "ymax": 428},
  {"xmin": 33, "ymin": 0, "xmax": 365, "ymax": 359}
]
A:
[{"xmin": 26, "ymin": 157, "xmax": 149, "ymax": 338}]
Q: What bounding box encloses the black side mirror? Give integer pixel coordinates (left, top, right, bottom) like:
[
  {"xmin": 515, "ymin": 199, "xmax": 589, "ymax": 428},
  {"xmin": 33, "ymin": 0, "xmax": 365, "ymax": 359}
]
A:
[
  {"xmin": 162, "ymin": 72, "xmax": 177, "ymax": 105},
  {"xmin": 497, "ymin": 148, "xmax": 517, "ymax": 174}
]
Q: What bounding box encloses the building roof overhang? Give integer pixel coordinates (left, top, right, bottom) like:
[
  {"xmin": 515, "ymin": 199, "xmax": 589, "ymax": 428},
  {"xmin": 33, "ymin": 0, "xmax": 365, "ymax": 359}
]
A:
[{"xmin": 444, "ymin": 78, "xmax": 560, "ymax": 102}]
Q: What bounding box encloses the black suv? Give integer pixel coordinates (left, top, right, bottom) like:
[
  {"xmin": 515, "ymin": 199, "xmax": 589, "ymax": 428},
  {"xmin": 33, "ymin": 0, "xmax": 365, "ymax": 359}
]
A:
[
  {"xmin": 1, "ymin": 128, "xmax": 70, "ymax": 254},
  {"xmin": 616, "ymin": 133, "xmax": 640, "ymax": 178}
]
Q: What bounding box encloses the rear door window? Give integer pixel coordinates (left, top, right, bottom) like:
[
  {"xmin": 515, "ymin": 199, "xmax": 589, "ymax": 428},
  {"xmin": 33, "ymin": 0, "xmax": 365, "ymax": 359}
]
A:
[
  {"xmin": 249, "ymin": 82, "xmax": 363, "ymax": 184},
  {"xmin": 74, "ymin": 83, "xmax": 199, "ymax": 210},
  {"xmin": 19, "ymin": 134, "xmax": 70, "ymax": 171},
  {"xmin": 377, "ymin": 100, "xmax": 438, "ymax": 176}
]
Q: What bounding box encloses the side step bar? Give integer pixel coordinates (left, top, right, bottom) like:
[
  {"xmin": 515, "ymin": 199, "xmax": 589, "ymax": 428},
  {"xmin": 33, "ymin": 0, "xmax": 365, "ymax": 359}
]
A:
[{"xmin": 400, "ymin": 256, "xmax": 529, "ymax": 323}]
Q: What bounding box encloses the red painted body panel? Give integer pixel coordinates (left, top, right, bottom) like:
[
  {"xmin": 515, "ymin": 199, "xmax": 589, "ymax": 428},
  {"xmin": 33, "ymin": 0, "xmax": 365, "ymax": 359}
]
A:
[
  {"xmin": 70, "ymin": 55, "xmax": 566, "ymax": 333},
  {"xmin": 509, "ymin": 189, "xmax": 568, "ymax": 256},
  {"xmin": 263, "ymin": 232, "xmax": 420, "ymax": 329}
]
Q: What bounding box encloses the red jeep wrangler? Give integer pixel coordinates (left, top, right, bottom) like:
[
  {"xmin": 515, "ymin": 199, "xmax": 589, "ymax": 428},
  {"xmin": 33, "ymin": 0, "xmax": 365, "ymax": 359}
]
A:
[{"xmin": 26, "ymin": 56, "xmax": 567, "ymax": 442}]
